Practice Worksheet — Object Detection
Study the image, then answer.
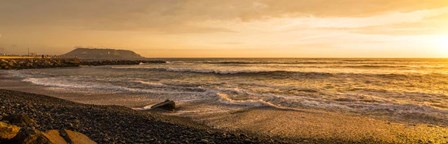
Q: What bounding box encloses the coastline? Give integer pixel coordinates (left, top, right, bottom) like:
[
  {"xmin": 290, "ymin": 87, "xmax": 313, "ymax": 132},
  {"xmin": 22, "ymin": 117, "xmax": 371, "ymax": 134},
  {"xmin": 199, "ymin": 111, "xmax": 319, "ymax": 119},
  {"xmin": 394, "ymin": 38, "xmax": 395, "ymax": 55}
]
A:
[
  {"xmin": 0, "ymin": 89, "xmax": 292, "ymax": 143},
  {"xmin": 0, "ymin": 57, "xmax": 167, "ymax": 70},
  {"xmin": 1, "ymin": 70, "xmax": 448, "ymax": 143}
]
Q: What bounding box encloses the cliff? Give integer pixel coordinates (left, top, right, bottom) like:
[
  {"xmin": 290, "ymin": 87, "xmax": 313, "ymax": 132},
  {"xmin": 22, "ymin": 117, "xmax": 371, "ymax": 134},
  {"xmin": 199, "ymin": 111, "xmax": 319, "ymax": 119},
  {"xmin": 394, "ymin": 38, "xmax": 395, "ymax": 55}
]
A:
[{"xmin": 60, "ymin": 48, "xmax": 146, "ymax": 60}]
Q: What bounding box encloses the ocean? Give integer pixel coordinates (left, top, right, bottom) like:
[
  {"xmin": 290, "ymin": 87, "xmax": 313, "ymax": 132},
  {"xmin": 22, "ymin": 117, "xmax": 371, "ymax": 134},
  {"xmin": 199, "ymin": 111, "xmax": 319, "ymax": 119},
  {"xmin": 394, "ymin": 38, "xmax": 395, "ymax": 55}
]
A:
[{"xmin": 6, "ymin": 58, "xmax": 448, "ymax": 124}]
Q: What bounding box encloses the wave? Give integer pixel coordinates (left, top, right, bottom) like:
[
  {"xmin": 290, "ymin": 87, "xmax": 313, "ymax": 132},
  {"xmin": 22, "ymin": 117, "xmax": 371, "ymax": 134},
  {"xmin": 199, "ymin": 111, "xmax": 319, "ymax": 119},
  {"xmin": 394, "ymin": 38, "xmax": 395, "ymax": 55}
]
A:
[
  {"xmin": 344, "ymin": 65, "xmax": 408, "ymax": 68},
  {"xmin": 134, "ymin": 80, "xmax": 166, "ymax": 87},
  {"xmin": 112, "ymin": 67, "xmax": 335, "ymax": 77},
  {"xmin": 202, "ymin": 61, "xmax": 383, "ymax": 65},
  {"xmin": 23, "ymin": 77, "xmax": 124, "ymax": 92},
  {"xmin": 217, "ymin": 92, "xmax": 448, "ymax": 120},
  {"xmin": 168, "ymin": 59, "xmax": 437, "ymax": 65},
  {"xmin": 22, "ymin": 77, "xmax": 199, "ymax": 94},
  {"xmin": 216, "ymin": 95, "xmax": 305, "ymax": 112},
  {"xmin": 141, "ymin": 61, "xmax": 448, "ymax": 70},
  {"xmin": 211, "ymin": 87, "xmax": 448, "ymax": 116},
  {"xmin": 135, "ymin": 80, "xmax": 207, "ymax": 92},
  {"xmin": 216, "ymin": 93, "xmax": 277, "ymax": 107},
  {"xmin": 112, "ymin": 67, "xmax": 448, "ymax": 79},
  {"xmin": 20, "ymin": 73, "xmax": 448, "ymax": 122}
]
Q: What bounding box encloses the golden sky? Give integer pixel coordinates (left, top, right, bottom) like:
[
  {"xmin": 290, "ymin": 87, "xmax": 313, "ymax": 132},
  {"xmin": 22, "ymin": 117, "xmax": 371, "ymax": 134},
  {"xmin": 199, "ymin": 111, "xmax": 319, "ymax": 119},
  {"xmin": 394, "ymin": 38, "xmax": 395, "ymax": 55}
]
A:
[{"xmin": 0, "ymin": 0, "xmax": 448, "ymax": 58}]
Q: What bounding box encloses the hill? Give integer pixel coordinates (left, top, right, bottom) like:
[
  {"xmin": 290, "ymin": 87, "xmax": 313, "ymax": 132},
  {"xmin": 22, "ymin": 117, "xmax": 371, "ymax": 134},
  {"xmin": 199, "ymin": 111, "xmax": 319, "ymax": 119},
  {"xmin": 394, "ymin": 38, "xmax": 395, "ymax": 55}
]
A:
[{"xmin": 60, "ymin": 48, "xmax": 146, "ymax": 60}]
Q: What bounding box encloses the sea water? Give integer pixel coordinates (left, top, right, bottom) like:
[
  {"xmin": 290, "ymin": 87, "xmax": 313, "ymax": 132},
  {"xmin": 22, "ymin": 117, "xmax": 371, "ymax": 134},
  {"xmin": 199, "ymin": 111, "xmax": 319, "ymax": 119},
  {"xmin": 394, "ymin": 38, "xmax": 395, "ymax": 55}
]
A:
[{"xmin": 7, "ymin": 58, "xmax": 448, "ymax": 124}]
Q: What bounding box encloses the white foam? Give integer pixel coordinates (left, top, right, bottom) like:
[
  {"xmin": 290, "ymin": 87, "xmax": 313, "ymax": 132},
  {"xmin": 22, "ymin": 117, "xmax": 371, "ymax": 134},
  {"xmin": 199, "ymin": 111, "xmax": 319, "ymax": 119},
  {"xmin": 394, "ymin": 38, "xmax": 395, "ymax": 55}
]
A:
[
  {"xmin": 111, "ymin": 66, "xmax": 288, "ymax": 75},
  {"xmin": 23, "ymin": 78, "xmax": 95, "ymax": 89},
  {"xmin": 134, "ymin": 80, "xmax": 166, "ymax": 87},
  {"xmin": 23, "ymin": 77, "xmax": 183, "ymax": 94}
]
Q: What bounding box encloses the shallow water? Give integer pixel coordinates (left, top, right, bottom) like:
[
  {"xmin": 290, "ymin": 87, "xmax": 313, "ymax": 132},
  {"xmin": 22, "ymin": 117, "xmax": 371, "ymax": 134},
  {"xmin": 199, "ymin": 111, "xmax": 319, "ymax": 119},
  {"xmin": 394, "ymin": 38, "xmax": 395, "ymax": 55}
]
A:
[{"xmin": 6, "ymin": 58, "xmax": 448, "ymax": 124}]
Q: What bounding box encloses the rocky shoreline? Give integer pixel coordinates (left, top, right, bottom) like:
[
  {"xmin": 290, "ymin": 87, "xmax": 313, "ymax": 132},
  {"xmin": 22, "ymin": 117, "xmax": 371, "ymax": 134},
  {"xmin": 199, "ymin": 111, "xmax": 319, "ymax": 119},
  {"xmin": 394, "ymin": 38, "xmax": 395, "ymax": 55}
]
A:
[
  {"xmin": 0, "ymin": 58, "xmax": 166, "ymax": 70},
  {"xmin": 0, "ymin": 58, "xmax": 81, "ymax": 70},
  {"xmin": 1, "ymin": 118, "xmax": 96, "ymax": 144},
  {"xmin": 0, "ymin": 89, "xmax": 291, "ymax": 144}
]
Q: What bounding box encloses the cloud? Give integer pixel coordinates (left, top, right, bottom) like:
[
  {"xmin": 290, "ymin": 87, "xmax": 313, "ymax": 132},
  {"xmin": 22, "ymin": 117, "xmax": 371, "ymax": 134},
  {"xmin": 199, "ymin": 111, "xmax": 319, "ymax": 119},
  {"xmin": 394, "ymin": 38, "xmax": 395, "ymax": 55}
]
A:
[
  {"xmin": 1, "ymin": 0, "xmax": 447, "ymax": 32},
  {"xmin": 194, "ymin": 6, "xmax": 448, "ymax": 32},
  {"xmin": 0, "ymin": 0, "xmax": 447, "ymax": 57}
]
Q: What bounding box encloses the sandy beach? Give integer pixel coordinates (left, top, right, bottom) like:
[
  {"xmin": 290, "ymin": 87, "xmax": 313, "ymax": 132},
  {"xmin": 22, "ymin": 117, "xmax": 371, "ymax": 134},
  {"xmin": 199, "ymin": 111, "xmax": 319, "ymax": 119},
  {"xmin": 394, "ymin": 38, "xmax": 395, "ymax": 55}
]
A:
[{"xmin": 1, "ymin": 71, "xmax": 447, "ymax": 143}]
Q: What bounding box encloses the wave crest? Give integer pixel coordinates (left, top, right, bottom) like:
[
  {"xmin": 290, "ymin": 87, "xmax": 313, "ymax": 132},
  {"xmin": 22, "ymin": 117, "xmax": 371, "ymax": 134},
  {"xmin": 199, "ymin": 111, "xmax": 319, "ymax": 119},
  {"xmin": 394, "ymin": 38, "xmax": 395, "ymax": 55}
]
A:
[{"xmin": 113, "ymin": 67, "xmax": 334, "ymax": 77}]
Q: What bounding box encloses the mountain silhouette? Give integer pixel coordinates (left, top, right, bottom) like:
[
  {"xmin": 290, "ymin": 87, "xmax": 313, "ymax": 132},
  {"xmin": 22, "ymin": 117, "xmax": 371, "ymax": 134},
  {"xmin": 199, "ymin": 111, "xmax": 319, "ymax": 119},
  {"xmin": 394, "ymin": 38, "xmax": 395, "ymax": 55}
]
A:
[{"xmin": 60, "ymin": 48, "xmax": 146, "ymax": 60}]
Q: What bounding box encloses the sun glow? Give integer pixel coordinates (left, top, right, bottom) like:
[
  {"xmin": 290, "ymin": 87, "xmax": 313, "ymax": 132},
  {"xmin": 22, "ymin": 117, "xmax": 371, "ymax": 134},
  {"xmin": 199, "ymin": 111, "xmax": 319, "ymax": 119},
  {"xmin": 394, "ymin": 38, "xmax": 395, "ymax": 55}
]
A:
[{"xmin": 434, "ymin": 36, "xmax": 448, "ymax": 50}]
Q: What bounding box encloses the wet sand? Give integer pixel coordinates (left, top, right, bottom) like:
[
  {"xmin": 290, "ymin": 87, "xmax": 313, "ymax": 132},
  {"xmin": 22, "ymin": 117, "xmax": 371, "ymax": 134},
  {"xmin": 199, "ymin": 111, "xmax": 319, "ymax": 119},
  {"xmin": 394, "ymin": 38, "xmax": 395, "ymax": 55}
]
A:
[
  {"xmin": 0, "ymin": 89, "xmax": 291, "ymax": 143},
  {"xmin": 1, "ymin": 71, "xmax": 447, "ymax": 143},
  {"xmin": 195, "ymin": 107, "xmax": 448, "ymax": 143}
]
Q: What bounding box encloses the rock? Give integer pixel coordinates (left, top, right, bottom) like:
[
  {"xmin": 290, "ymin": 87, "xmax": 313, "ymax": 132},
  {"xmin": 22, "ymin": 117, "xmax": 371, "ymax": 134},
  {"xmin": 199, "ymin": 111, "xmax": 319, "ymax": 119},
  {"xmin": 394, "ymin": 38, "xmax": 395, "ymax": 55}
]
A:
[
  {"xmin": 11, "ymin": 127, "xmax": 53, "ymax": 144},
  {"xmin": 4, "ymin": 114, "xmax": 38, "ymax": 128},
  {"xmin": 0, "ymin": 57, "xmax": 149, "ymax": 70},
  {"xmin": 45, "ymin": 130, "xmax": 96, "ymax": 144},
  {"xmin": 0, "ymin": 58, "xmax": 81, "ymax": 70},
  {"xmin": 0, "ymin": 122, "xmax": 21, "ymax": 140},
  {"xmin": 151, "ymin": 100, "xmax": 176, "ymax": 111},
  {"xmin": 2, "ymin": 124, "xmax": 96, "ymax": 144},
  {"xmin": 64, "ymin": 130, "xmax": 97, "ymax": 144},
  {"xmin": 45, "ymin": 130, "xmax": 67, "ymax": 144},
  {"xmin": 201, "ymin": 139, "xmax": 210, "ymax": 143},
  {"xmin": 2, "ymin": 122, "xmax": 95, "ymax": 144}
]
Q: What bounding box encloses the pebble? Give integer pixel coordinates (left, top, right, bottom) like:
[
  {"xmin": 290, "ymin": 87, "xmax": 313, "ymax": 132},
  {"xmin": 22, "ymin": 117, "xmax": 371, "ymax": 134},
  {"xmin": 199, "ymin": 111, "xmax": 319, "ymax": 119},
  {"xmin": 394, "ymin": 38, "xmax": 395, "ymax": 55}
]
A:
[{"xmin": 0, "ymin": 89, "xmax": 287, "ymax": 144}]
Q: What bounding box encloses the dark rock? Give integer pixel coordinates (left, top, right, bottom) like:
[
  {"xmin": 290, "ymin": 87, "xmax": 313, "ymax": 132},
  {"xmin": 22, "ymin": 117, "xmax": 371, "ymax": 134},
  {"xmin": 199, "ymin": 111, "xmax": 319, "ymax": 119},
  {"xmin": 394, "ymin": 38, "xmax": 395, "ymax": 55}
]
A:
[
  {"xmin": 45, "ymin": 130, "xmax": 68, "ymax": 144},
  {"xmin": 0, "ymin": 122, "xmax": 21, "ymax": 141},
  {"xmin": 4, "ymin": 114, "xmax": 37, "ymax": 128},
  {"xmin": 2, "ymin": 122, "xmax": 94, "ymax": 144},
  {"xmin": 11, "ymin": 127, "xmax": 53, "ymax": 144},
  {"xmin": 0, "ymin": 58, "xmax": 81, "ymax": 70},
  {"xmin": 151, "ymin": 100, "xmax": 176, "ymax": 111},
  {"xmin": 45, "ymin": 130, "xmax": 96, "ymax": 144},
  {"xmin": 64, "ymin": 130, "xmax": 96, "ymax": 144}
]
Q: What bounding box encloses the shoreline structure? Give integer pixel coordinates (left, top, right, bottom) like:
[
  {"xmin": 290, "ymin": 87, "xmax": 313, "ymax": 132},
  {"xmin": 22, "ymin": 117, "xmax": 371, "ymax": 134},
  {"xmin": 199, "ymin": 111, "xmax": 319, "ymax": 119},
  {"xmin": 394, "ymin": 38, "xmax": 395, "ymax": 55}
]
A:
[{"xmin": 0, "ymin": 57, "xmax": 165, "ymax": 70}]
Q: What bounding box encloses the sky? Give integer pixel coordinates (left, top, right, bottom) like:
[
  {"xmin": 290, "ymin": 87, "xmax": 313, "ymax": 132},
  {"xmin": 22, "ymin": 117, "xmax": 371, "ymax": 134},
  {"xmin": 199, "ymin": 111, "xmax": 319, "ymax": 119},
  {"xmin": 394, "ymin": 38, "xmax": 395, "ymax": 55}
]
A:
[{"xmin": 0, "ymin": 0, "xmax": 448, "ymax": 58}]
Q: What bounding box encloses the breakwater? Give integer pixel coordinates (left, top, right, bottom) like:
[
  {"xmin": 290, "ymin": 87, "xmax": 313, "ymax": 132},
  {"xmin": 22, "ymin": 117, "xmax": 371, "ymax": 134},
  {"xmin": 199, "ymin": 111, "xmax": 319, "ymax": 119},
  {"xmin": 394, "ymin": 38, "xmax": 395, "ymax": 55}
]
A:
[
  {"xmin": 0, "ymin": 58, "xmax": 81, "ymax": 70},
  {"xmin": 0, "ymin": 58, "xmax": 166, "ymax": 70}
]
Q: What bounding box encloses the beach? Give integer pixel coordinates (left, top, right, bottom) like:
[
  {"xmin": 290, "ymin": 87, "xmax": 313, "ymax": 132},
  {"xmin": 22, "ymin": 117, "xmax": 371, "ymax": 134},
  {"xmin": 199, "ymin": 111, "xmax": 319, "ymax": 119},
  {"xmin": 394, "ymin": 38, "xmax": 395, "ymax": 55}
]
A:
[
  {"xmin": 1, "ymin": 58, "xmax": 448, "ymax": 143},
  {"xmin": 1, "ymin": 90, "xmax": 447, "ymax": 144},
  {"xmin": 0, "ymin": 89, "xmax": 294, "ymax": 143},
  {"xmin": 3, "ymin": 0, "xmax": 448, "ymax": 143}
]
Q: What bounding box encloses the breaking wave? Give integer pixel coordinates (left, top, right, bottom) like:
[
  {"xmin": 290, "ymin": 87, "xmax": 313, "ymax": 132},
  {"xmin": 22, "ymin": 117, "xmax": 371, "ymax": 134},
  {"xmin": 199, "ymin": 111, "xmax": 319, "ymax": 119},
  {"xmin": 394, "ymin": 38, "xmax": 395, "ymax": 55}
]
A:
[{"xmin": 112, "ymin": 67, "xmax": 335, "ymax": 76}]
